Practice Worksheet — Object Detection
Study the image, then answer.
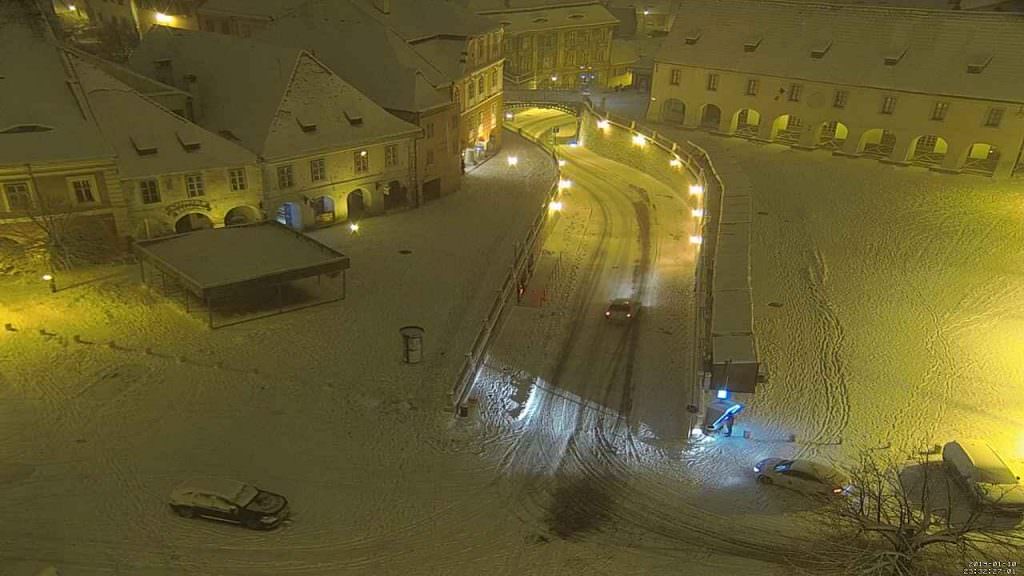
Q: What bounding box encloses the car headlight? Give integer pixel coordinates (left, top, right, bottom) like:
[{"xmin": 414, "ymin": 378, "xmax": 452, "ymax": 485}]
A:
[{"xmin": 753, "ymin": 466, "xmax": 761, "ymax": 473}]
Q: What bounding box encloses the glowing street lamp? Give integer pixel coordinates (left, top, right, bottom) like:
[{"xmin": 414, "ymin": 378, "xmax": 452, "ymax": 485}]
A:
[
  {"xmin": 42, "ymin": 273, "xmax": 56, "ymax": 293},
  {"xmin": 596, "ymin": 119, "xmax": 610, "ymax": 130},
  {"xmin": 68, "ymin": 4, "xmax": 77, "ymax": 11},
  {"xmin": 507, "ymin": 155, "xmax": 519, "ymax": 166},
  {"xmin": 557, "ymin": 159, "xmax": 566, "ymax": 167},
  {"xmin": 632, "ymin": 133, "xmax": 646, "ymax": 146},
  {"xmin": 505, "ymin": 111, "xmax": 515, "ymax": 120},
  {"xmin": 692, "ymin": 208, "xmax": 705, "ymax": 218},
  {"xmin": 349, "ymin": 222, "xmax": 360, "ymax": 233},
  {"xmin": 688, "ymin": 184, "xmax": 704, "ymax": 197},
  {"xmin": 557, "ymin": 178, "xmax": 572, "ymax": 190},
  {"xmin": 549, "ymin": 200, "xmax": 564, "ymax": 212},
  {"xmin": 669, "ymin": 157, "xmax": 682, "ymax": 168},
  {"xmin": 689, "ymin": 235, "xmax": 703, "ymax": 245},
  {"xmin": 550, "ymin": 75, "xmax": 558, "ymax": 82},
  {"xmin": 154, "ymin": 11, "xmax": 173, "ymax": 24}
]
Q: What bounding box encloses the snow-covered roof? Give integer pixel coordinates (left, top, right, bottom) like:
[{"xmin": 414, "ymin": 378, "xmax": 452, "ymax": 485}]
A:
[
  {"xmin": 352, "ymin": 0, "xmax": 497, "ymax": 42},
  {"xmin": 409, "ymin": 37, "xmax": 477, "ymax": 83},
  {"xmin": 197, "ymin": 0, "xmax": 300, "ymax": 18},
  {"xmin": 257, "ymin": 1, "xmax": 451, "ymax": 112},
  {"xmin": 67, "ymin": 48, "xmax": 190, "ymax": 99},
  {"xmin": 484, "ymin": 3, "xmax": 619, "ymax": 34},
  {"xmin": 657, "ymin": 0, "xmax": 1024, "ymax": 104},
  {"xmin": 610, "ymin": 38, "xmax": 639, "ymax": 66},
  {"xmin": 71, "ymin": 55, "xmax": 258, "ymax": 180},
  {"xmin": 458, "ymin": 0, "xmax": 602, "ymax": 13},
  {"xmin": 0, "ymin": 2, "xmax": 115, "ymax": 165},
  {"xmin": 129, "ymin": 26, "xmax": 421, "ymax": 161}
]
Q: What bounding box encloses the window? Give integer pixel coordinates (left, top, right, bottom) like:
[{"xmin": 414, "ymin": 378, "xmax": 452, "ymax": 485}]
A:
[
  {"xmin": 354, "ymin": 150, "xmax": 369, "ymax": 173},
  {"xmin": 477, "ymin": 77, "xmax": 484, "ymax": 96},
  {"xmin": 468, "ymin": 80, "xmax": 476, "ymax": 100},
  {"xmin": 385, "ymin": 144, "xmax": 398, "ymax": 167},
  {"xmin": 228, "ymin": 168, "xmax": 247, "ymax": 191},
  {"xmin": 426, "ymin": 150, "xmax": 435, "ymax": 165},
  {"xmin": 185, "ymin": 173, "xmax": 205, "ymax": 197},
  {"xmin": 706, "ymin": 73, "xmax": 718, "ymax": 91},
  {"xmin": 3, "ymin": 182, "xmax": 31, "ymax": 211},
  {"xmin": 139, "ymin": 179, "xmax": 161, "ymax": 204},
  {"xmin": 745, "ymin": 78, "xmax": 759, "ymax": 96},
  {"xmin": 426, "ymin": 122, "xmax": 435, "ymax": 139},
  {"xmin": 310, "ymin": 158, "xmax": 326, "ymax": 182},
  {"xmin": 984, "ymin": 107, "xmax": 1003, "ymax": 127},
  {"xmin": 880, "ymin": 95, "xmax": 897, "ymax": 115},
  {"xmin": 490, "ymin": 70, "xmax": 497, "ymax": 89},
  {"xmin": 832, "ymin": 90, "xmax": 848, "ymax": 108},
  {"xmin": 69, "ymin": 177, "xmax": 96, "ymax": 203},
  {"xmin": 788, "ymin": 83, "xmax": 802, "ymax": 102},
  {"xmin": 277, "ymin": 165, "xmax": 294, "ymax": 189},
  {"xmin": 931, "ymin": 102, "xmax": 949, "ymax": 121},
  {"xmin": 669, "ymin": 68, "xmax": 681, "ymax": 85}
]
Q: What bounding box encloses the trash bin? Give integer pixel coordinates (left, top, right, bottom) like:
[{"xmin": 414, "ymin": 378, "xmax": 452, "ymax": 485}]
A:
[{"xmin": 399, "ymin": 325, "xmax": 425, "ymax": 364}]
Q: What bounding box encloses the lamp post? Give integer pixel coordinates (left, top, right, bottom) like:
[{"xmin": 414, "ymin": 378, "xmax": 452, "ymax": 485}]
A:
[{"xmin": 42, "ymin": 273, "xmax": 56, "ymax": 293}]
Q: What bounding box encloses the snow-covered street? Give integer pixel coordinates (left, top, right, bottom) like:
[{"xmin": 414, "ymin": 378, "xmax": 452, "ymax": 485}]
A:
[{"xmin": 2, "ymin": 98, "xmax": 1023, "ymax": 575}]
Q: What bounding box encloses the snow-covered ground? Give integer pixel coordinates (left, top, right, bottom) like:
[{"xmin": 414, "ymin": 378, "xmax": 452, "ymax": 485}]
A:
[{"xmin": 3, "ymin": 96, "xmax": 1023, "ymax": 575}]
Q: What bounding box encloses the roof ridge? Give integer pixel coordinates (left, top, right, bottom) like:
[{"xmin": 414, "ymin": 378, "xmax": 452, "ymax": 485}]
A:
[{"xmin": 714, "ymin": 0, "xmax": 1024, "ymax": 20}]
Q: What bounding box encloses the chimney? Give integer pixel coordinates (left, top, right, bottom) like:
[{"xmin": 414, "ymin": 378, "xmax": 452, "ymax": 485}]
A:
[{"xmin": 372, "ymin": 0, "xmax": 390, "ymax": 14}]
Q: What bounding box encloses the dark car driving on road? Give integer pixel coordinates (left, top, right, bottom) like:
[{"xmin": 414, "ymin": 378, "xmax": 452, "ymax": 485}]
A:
[
  {"xmin": 169, "ymin": 478, "xmax": 289, "ymax": 530},
  {"xmin": 605, "ymin": 298, "xmax": 638, "ymax": 321}
]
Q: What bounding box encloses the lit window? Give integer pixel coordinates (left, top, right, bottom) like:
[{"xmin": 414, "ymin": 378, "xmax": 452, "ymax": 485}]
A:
[
  {"xmin": 139, "ymin": 179, "xmax": 161, "ymax": 204},
  {"xmin": 185, "ymin": 173, "xmax": 204, "ymax": 197},
  {"xmin": 277, "ymin": 165, "xmax": 294, "ymax": 189},
  {"xmin": 354, "ymin": 150, "xmax": 369, "ymax": 173},
  {"xmin": 3, "ymin": 182, "xmax": 31, "ymax": 211},
  {"xmin": 310, "ymin": 158, "xmax": 326, "ymax": 182},
  {"xmin": 69, "ymin": 177, "xmax": 96, "ymax": 203},
  {"xmin": 228, "ymin": 168, "xmax": 247, "ymax": 191},
  {"xmin": 931, "ymin": 102, "xmax": 948, "ymax": 121}
]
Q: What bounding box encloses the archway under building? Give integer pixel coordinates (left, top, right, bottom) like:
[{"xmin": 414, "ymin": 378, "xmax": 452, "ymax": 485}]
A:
[
  {"xmin": 961, "ymin": 142, "xmax": 1000, "ymax": 176},
  {"xmin": 346, "ymin": 189, "xmax": 366, "ymax": 221},
  {"xmin": 908, "ymin": 135, "xmax": 948, "ymax": 166},
  {"xmin": 730, "ymin": 108, "xmax": 761, "ymax": 138},
  {"xmin": 661, "ymin": 98, "xmax": 685, "ymax": 125},
  {"xmin": 771, "ymin": 114, "xmax": 802, "ymax": 144},
  {"xmin": 224, "ymin": 205, "xmax": 259, "ymax": 226},
  {"xmin": 817, "ymin": 120, "xmax": 849, "ymax": 150},
  {"xmin": 384, "ymin": 180, "xmax": 406, "ymax": 209},
  {"xmin": 700, "ymin": 104, "xmax": 722, "ymax": 130},
  {"xmin": 858, "ymin": 128, "xmax": 896, "ymax": 158},
  {"xmin": 174, "ymin": 213, "xmax": 213, "ymax": 234},
  {"xmin": 311, "ymin": 196, "xmax": 336, "ymax": 225},
  {"xmin": 276, "ymin": 202, "xmax": 302, "ymax": 230}
]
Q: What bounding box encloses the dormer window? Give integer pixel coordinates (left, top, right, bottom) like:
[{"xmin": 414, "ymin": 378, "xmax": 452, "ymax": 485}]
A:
[
  {"xmin": 967, "ymin": 54, "xmax": 992, "ymax": 74},
  {"xmin": 344, "ymin": 111, "xmax": 363, "ymax": 126},
  {"xmin": 810, "ymin": 40, "xmax": 832, "ymax": 59},
  {"xmin": 684, "ymin": 29, "xmax": 702, "ymax": 45},
  {"xmin": 743, "ymin": 36, "xmax": 761, "ymax": 53},
  {"xmin": 130, "ymin": 135, "xmax": 158, "ymax": 156},
  {"xmin": 883, "ymin": 46, "xmax": 908, "ymax": 66},
  {"xmin": 297, "ymin": 116, "xmax": 318, "ymax": 133},
  {"xmin": 175, "ymin": 130, "xmax": 201, "ymax": 152}
]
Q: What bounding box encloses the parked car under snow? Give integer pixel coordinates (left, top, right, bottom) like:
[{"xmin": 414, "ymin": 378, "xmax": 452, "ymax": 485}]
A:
[{"xmin": 169, "ymin": 478, "xmax": 289, "ymax": 529}]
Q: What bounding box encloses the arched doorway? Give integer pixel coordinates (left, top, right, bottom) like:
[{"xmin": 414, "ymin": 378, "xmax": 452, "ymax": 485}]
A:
[
  {"xmin": 346, "ymin": 189, "xmax": 366, "ymax": 221},
  {"xmin": 174, "ymin": 213, "xmax": 213, "ymax": 234},
  {"xmin": 962, "ymin": 143, "xmax": 1000, "ymax": 176},
  {"xmin": 385, "ymin": 180, "xmax": 406, "ymax": 209},
  {"xmin": 909, "ymin": 135, "xmax": 948, "ymax": 165},
  {"xmin": 858, "ymin": 128, "xmax": 896, "ymax": 158},
  {"xmin": 817, "ymin": 120, "xmax": 849, "ymax": 150},
  {"xmin": 731, "ymin": 108, "xmax": 761, "ymax": 138},
  {"xmin": 661, "ymin": 98, "xmax": 685, "ymax": 125},
  {"xmin": 224, "ymin": 205, "xmax": 259, "ymax": 226},
  {"xmin": 311, "ymin": 196, "xmax": 335, "ymax": 224},
  {"xmin": 700, "ymin": 104, "xmax": 722, "ymax": 130},
  {"xmin": 771, "ymin": 114, "xmax": 802, "ymax": 144},
  {"xmin": 276, "ymin": 202, "xmax": 301, "ymax": 229}
]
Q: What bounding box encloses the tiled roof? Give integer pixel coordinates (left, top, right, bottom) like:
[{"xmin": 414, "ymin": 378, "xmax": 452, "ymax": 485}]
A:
[
  {"xmin": 482, "ymin": 3, "xmax": 619, "ymax": 34},
  {"xmin": 458, "ymin": 0, "xmax": 601, "ymax": 12},
  {"xmin": 71, "ymin": 55, "xmax": 258, "ymax": 179},
  {"xmin": 257, "ymin": 0, "xmax": 451, "ymax": 113},
  {"xmin": 657, "ymin": 0, "xmax": 1024, "ymax": 103},
  {"xmin": 0, "ymin": 1, "xmax": 114, "ymax": 165},
  {"xmin": 352, "ymin": 0, "xmax": 497, "ymax": 41},
  {"xmin": 197, "ymin": 0, "xmax": 301, "ymax": 17},
  {"xmin": 129, "ymin": 26, "xmax": 420, "ymax": 160}
]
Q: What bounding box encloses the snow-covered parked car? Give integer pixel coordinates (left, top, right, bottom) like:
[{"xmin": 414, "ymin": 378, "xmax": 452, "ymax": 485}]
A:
[
  {"xmin": 169, "ymin": 478, "xmax": 289, "ymax": 529},
  {"xmin": 604, "ymin": 298, "xmax": 638, "ymax": 321},
  {"xmin": 753, "ymin": 458, "xmax": 852, "ymax": 498},
  {"xmin": 942, "ymin": 440, "xmax": 1024, "ymax": 514}
]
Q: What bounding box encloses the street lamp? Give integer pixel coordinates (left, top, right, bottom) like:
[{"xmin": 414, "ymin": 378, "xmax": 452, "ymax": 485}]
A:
[
  {"xmin": 557, "ymin": 178, "xmax": 572, "ymax": 190},
  {"xmin": 688, "ymin": 184, "xmax": 704, "ymax": 197},
  {"xmin": 596, "ymin": 119, "xmax": 610, "ymax": 130},
  {"xmin": 692, "ymin": 208, "xmax": 705, "ymax": 218},
  {"xmin": 349, "ymin": 222, "xmax": 360, "ymax": 233},
  {"xmin": 632, "ymin": 133, "xmax": 646, "ymax": 146},
  {"xmin": 155, "ymin": 12, "xmax": 173, "ymax": 24},
  {"xmin": 558, "ymin": 159, "xmax": 566, "ymax": 167},
  {"xmin": 507, "ymin": 155, "xmax": 518, "ymax": 166},
  {"xmin": 689, "ymin": 235, "xmax": 703, "ymax": 245},
  {"xmin": 670, "ymin": 157, "xmax": 682, "ymax": 168},
  {"xmin": 549, "ymin": 200, "xmax": 563, "ymax": 212},
  {"xmin": 42, "ymin": 274, "xmax": 56, "ymax": 293}
]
